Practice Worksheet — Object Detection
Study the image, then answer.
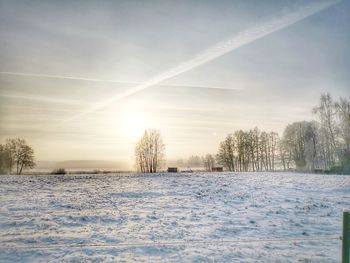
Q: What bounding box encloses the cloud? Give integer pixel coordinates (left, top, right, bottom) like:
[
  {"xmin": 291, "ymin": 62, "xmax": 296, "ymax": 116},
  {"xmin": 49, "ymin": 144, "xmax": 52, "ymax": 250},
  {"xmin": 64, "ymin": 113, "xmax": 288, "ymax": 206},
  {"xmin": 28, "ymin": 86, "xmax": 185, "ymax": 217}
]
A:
[
  {"xmin": 2, "ymin": 1, "xmax": 336, "ymax": 128},
  {"xmin": 0, "ymin": 71, "xmax": 241, "ymax": 90},
  {"xmin": 0, "ymin": 93, "xmax": 83, "ymax": 105},
  {"xmin": 56, "ymin": 0, "xmax": 338, "ymax": 126}
]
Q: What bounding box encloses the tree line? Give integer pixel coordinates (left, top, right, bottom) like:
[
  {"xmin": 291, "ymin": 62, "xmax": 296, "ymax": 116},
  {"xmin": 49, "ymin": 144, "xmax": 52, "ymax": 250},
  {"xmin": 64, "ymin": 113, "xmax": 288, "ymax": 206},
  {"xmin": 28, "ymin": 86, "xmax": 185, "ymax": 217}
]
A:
[
  {"xmin": 213, "ymin": 93, "xmax": 350, "ymax": 173},
  {"xmin": 1, "ymin": 93, "xmax": 348, "ymax": 175},
  {"xmin": 216, "ymin": 128, "xmax": 279, "ymax": 172},
  {"xmin": 134, "ymin": 93, "xmax": 349, "ymax": 174}
]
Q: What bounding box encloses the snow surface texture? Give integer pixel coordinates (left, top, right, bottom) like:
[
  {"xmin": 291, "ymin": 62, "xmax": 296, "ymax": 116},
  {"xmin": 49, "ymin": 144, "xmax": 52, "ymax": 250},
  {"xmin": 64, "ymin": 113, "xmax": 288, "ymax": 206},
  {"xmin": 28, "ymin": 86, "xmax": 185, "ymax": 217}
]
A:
[{"xmin": 0, "ymin": 172, "xmax": 349, "ymax": 262}]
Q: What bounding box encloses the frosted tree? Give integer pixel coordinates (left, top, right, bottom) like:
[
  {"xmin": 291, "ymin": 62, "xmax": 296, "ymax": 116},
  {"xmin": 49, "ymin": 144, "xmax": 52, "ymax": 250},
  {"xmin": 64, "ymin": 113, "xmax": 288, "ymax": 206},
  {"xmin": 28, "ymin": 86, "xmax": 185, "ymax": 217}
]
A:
[
  {"xmin": 216, "ymin": 134, "xmax": 236, "ymax": 171},
  {"xmin": 217, "ymin": 129, "xmax": 279, "ymax": 172},
  {"xmin": 335, "ymin": 97, "xmax": 350, "ymax": 152},
  {"xmin": 334, "ymin": 97, "xmax": 350, "ymax": 167},
  {"xmin": 278, "ymin": 138, "xmax": 292, "ymax": 171},
  {"xmin": 268, "ymin": 132, "xmax": 279, "ymax": 171},
  {"xmin": 4, "ymin": 138, "xmax": 35, "ymax": 175},
  {"xmin": 282, "ymin": 121, "xmax": 318, "ymax": 171},
  {"xmin": 135, "ymin": 129, "xmax": 165, "ymax": 173},
  {"xmin": 203, "ymin": 154, "xmax": 215, "ymax": 171},
  {"xmin": 312, "ymin": 93, "xmax": 338, "ymax": 166},
  {"xmin": 0, "ymin": 144, "xmax": 11, "ymax": 174},
  {"xmin": 311, "ymin": 94, "xmax": 350, "ymax": 170},
  {"xmin": 249, "ymin": 128, "xmax": 260, "ymax": 171}
]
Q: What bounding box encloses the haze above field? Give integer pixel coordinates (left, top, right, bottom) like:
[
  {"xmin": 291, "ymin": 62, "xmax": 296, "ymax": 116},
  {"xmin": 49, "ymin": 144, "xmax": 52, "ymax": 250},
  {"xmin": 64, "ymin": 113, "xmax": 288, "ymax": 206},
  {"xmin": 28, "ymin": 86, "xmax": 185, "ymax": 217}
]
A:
[{"xmin": 0, "ymin": 0, "xmax": 349, "ymax": 168}]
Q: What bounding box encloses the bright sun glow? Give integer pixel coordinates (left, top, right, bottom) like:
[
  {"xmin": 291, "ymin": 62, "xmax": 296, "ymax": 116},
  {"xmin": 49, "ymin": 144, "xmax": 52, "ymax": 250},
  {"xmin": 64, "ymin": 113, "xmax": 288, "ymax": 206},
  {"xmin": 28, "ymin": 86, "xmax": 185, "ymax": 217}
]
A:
[{"xmin": 121, "ymin": 111, "xmax": 150, "ymax": 140}]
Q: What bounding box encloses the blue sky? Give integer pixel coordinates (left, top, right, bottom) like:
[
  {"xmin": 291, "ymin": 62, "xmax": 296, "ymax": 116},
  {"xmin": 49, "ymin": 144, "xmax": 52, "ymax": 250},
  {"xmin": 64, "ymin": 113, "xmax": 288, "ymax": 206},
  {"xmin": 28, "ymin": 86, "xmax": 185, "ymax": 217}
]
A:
[{"xmin": 0, "ymin": 0, "xmax": 349, "ymax": 166}]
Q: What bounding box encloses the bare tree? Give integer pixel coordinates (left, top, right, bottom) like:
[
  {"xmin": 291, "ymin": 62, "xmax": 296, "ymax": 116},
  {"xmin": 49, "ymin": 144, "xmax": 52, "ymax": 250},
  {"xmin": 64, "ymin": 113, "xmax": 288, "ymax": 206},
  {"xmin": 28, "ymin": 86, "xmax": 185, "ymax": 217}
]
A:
[
  {"xmin": 216, "ymin": 134, "xmax": 236, "ymax": 171},
  {"xmin": 278, "ymin": 138, "xmax": 292, "ymax": 171},
  {"xmin": 203, "ymin": 154, "xmax": 215, "ymax": 171},
  {"xmin": 217, "ymin": 129, "xmax": 280, "ymax": 172},
  {"xmin": 282, "ymin": 121, "xmax": 318, "ymax": 171},
  {"xmin": 135, "ymin": 129, "xmax": 165, "ymax": 173},
  {"xmin": 313, "ymin": 93, "xmax": 338, "ymax": 166},
  {"xmin": 310, "ymin": 94, "xmax": 350, "ymax": 170},
  {"xmin": 0, "ymin": 144, "xmax": 12, "ymax": 174},
  {"xmin": 334, "ymin": 97, "xmax": 350, "ymax": 168},
  {"xmin": 249, "ymin": 128, "xmax": 260, "ymax": 171},
  {"xmin": 335, "ymin": 97, "xmax": 350, "ymax": 152},
  {"xmin": 0, "ymin": 145, "xmax": 4, "ymax": 174},
  {"xmin": 213, "ymin": 93, "xmax": 349, "ymax": 173},
  {"xmin": 269, "ymin": 132, "xmax": 279, "ymax": 171},
  {"xmin": 259, "ymin": 131, "xmax": 269, "ymax": 171},
  {"xmin": 4, "ymin": 138, "xmax": 35, "ymax": 175}
]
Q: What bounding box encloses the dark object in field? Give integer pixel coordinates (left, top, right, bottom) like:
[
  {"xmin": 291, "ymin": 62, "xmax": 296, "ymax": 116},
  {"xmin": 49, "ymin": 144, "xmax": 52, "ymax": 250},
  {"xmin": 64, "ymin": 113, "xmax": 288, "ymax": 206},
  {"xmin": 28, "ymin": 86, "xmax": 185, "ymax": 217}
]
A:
[
  {"xmin": 212, "ymin": 166, "xmax": 223, "ymax": 172},
  {"xmin": 167, "ymin": 167, "xmax": 178, "ymax": 173},
  {"xmin": 51, "ymin": 168, "xmax": 66, "ymax": 174}
]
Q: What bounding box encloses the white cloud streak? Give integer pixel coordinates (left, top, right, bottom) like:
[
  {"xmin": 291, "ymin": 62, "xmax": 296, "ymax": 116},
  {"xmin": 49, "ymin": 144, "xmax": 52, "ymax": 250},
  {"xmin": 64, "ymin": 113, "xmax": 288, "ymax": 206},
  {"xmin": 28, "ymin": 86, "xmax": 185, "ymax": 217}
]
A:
[
  {"xmin": 0, "ymin": 93, "xmax": 84, "ymax": 105},
  {"xmin": 0, "ymin": 71, "xmax": 133, "ymax": 84},
  {"xmin": 3, "ymin": 1, "xmax": 338, "ymax": 127},
  {"xmin": 56, "ymin": 0, "xmax": 338, "ymax": 126},
  {"xmin": 0, "ymin": 71, "xmax": 241, "ymax": 90}
]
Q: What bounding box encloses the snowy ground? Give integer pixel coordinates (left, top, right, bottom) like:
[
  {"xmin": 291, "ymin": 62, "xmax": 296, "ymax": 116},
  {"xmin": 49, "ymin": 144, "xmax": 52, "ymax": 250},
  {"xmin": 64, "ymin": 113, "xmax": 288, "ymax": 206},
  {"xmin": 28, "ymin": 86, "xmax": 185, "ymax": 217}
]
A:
[{"xmin": 0, "ymin": 172, "xmax": 349, "ymax": 262}]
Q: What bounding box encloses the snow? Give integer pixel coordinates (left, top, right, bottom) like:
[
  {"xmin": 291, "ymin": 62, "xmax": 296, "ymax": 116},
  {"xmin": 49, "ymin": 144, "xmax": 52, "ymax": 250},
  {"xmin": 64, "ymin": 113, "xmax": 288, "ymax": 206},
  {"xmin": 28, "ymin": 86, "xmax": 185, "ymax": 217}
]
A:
[{"xmin": 0, "ymin": 172, "xmax": 349, "ymax": 262}]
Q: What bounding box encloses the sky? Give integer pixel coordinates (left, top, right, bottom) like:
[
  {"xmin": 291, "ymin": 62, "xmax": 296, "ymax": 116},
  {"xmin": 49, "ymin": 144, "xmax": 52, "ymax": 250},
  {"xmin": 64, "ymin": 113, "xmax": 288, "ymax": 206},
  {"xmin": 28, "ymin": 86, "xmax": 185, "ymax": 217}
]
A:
[{"xmin": 0, "ymin": 0, "xmax": 349, "ymax": 169}]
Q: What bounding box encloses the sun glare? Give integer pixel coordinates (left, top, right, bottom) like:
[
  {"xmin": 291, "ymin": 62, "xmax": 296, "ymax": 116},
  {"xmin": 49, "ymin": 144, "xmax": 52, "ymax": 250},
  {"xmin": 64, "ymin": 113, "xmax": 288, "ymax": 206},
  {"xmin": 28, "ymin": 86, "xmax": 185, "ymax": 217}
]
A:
[{"xmin": 121, "ymin": 111, "xmax": 150, "ymax": 140}]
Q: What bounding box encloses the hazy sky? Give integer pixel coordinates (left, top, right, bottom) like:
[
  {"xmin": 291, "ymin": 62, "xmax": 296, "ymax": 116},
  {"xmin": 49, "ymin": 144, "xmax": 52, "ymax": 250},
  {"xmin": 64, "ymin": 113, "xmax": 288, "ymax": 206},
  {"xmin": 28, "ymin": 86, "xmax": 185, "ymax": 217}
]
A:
[{"xmin": 0, "ymin": 0, "xmax": 349, "ymax": 167}]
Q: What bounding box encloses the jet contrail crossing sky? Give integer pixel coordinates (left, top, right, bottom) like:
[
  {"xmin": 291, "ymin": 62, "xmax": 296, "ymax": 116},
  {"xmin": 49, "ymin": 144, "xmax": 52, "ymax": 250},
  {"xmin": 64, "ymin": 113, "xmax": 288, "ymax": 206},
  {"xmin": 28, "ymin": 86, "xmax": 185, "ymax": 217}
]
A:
[{"xmin": 30, "ymin": 0, "xmax": 339, "ymax": 127}]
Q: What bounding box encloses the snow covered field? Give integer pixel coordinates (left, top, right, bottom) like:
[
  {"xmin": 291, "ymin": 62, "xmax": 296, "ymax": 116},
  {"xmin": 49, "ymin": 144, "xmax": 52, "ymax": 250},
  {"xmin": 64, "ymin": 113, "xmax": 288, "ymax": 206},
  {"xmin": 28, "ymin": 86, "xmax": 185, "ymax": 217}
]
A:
[{"xmin": 0, "ymin": 172, "xmax": 349, "ymax": 262}]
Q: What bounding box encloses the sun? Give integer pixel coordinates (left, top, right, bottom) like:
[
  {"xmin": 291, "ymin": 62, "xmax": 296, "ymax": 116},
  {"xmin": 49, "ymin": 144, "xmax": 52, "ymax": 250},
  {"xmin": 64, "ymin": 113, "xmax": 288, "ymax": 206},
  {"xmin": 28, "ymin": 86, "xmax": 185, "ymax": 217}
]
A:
[{"xmin": 121, "ymin": 111, "xmax": 150, "ymax": 140}]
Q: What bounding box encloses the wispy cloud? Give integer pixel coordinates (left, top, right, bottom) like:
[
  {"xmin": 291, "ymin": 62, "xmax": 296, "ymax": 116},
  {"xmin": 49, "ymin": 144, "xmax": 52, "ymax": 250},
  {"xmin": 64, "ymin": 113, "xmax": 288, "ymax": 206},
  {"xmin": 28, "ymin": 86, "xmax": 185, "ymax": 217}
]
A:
[
  {"xmin": 54, "ymin": 0, "xmax": 338, "ymax": 126},
  {"xmin": 0, "ymin": 71, "xmax": 241, "ymax": 91},
  {"xmin": 0, "ymin": 93, "xmax": 83, "ymax": 105},
  {"xmin": 0, "ymin": 71, "xmax": 142, "ymax": 85}
]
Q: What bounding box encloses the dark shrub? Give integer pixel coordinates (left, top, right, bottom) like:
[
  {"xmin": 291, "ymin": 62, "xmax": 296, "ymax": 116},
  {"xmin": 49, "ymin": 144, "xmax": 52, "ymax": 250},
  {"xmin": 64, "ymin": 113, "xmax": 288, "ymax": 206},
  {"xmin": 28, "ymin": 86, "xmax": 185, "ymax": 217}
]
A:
[{"xmin": 51, "ymin": 168, "xmax": 66, "ymax": 175}]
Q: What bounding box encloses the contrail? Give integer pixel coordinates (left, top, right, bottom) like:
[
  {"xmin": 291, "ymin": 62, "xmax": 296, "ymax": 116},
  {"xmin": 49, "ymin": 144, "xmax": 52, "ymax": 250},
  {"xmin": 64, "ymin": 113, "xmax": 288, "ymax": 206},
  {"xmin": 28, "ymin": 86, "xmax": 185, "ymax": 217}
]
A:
[
  {"xmin": 0, "ymin": 71, "xmax": 135, "ymax": 84},
  {"xmin": 0, "ymin": 93, "xmax": 84, "ymax": 105},
  {"xmin": 50, "ymin": 1, "xmax": 340, "ymax": 126},
  {"xmin": 0, "ymin": 71, "xmax": 241, "ymax": 91}
]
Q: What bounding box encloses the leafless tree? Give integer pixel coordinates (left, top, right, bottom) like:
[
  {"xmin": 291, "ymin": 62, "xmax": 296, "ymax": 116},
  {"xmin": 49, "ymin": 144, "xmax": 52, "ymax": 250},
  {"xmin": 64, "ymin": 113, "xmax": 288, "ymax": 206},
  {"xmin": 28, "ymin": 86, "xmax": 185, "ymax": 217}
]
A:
[
  {"xmin": 216, "ymin": 134, "xmax": 236, "ymax": 171},
  {"xmin": 249, "ymin": 128, "xmax": 260, "ymax": 171},
  {"xmin": 269, "ymin": 132, "xmax": 279, "ymax": 171},
  {"xmin": 216, "ymin": 129, "xmax": 280, "ymax": 172},
  {"xmin": 4, "ymin": 138, "xmax": 35, "ymax": 175},
  {"xmin": 203, "ymin": 154, "xmax": 215, "ymax": 171},
  {"xmin": 312, "ymin": 93, "xmax": 338, "ymax": 165},
  {"xmin": 334, "ymin": 97, "xmax": 350, "ymax": 169},
  {"xmin": 213, "ymin": 93, "xmax": 349, "ymax": 173},
  {"xmin": 282, "ymin": 121, "xmax": 318, "ymax": 171},
  {"xmin": 278, "ymin": 138, "xmax": 292, "ymax": 171},
  {"xmin": 0, "ymin": 144, "xmax": 12, "ymax": 174},
  {"xmin": 135, "ymin": 129, "xmax": 165, "ymax": 173},
  {"xmin": 309, "ymin": 94, "xmax": 350, "ymax": 170},
  {"xmin": 335, "ymin": 97, "xmax": 350, "ymax": 152}
]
